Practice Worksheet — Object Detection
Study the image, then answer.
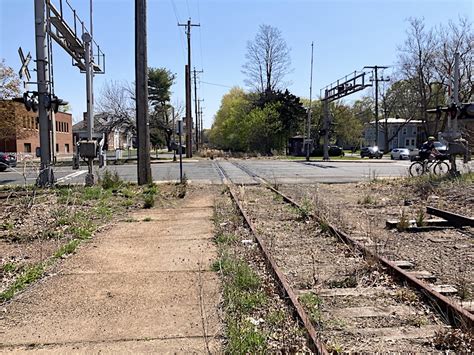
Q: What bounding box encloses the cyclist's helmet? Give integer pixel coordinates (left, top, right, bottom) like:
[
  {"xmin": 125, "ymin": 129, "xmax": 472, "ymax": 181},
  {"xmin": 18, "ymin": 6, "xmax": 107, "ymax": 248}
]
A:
[{"xmin": 428, "ymin": 136, "xmax": 435, "ymax": 141}]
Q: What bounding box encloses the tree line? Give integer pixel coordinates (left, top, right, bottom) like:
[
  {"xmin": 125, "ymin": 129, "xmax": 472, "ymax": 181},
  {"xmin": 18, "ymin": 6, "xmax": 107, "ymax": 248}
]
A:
[{"xmin": 209, "ymin": 17, "xmax": 473, "ymax": 154}]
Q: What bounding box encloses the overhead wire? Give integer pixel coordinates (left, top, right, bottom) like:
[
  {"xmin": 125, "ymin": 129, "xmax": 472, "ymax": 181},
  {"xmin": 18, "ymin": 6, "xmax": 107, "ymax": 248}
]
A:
[{"xmin": 170, "ymin": 0, "xmax": 187, "ymax": 61}]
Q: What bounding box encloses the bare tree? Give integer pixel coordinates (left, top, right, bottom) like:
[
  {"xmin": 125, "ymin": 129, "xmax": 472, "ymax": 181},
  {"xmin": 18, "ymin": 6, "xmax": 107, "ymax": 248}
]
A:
[
  {"xmin": 242, "ymin": 24, "xmax": 291, "ymax": 93},
  {"xmin": 95, "ymin": 80, "xmax": 136, "ymax": 140}
]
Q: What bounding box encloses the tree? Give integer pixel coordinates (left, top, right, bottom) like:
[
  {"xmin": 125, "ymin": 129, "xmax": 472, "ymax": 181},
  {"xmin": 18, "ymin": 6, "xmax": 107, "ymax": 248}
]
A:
[
  {"xmin": 0, "ymin": 59, "xmax": 21, "ymax": 99},
  {"xmin": 397, "ymin": 17, "xmax": 474, "ymax": 136},
  {"xmin": 96, "ymin": 80, "xmax": 136, "ymax": 148},
  {"xmin": 242, "ymin": 24, "xmax": 291, "ymax": 94},
  {"xmin": 148, "ymin": 67, "xmax": 176, "ymax": 150}
]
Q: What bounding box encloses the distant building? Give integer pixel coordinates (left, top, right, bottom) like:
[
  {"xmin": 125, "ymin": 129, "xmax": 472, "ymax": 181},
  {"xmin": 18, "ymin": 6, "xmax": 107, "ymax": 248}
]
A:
[
  {"xmin": 364, "ymin": 118, "xmax": 423, "ymax": 150},
  {"xmin": 0, "ymin": 99, "xmax": 72, "ymax": 158},
  {"xmin": 72, "ymin": 113, "xmax": 133, "ymax": 150}
]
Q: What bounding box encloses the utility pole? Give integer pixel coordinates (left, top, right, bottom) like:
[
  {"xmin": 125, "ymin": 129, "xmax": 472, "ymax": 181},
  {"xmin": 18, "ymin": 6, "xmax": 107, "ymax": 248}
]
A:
[
  {"xmin": 34, "ymin": 0, "xmax": 53, "ymax": 187},
  {"xmin": 306, "ymin": 42, "xmax": 314, "ymax": 162},
  {"xmin": 192, "ymin": 67, "xmax": 203, "ymax": 150},
  {"xmin": 198, "ymin": 98, "xmax": 204, "ymax": 146},
  {"xmin": 364, "ymin": 65, "xmax": 389, "ymax": 147},
  {"xmin": 178, "ymin": 19, "xmax": 200, "ymax": 157},
  {"xmin": 135, "ymin": 0, "xmax": 152, "ymax": 184}
]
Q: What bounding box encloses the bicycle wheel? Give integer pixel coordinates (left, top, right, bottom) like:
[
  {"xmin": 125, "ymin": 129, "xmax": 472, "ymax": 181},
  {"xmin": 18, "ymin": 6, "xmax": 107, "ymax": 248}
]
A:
[
  {"xmin": 433, "ymin": 161, "xmax": 450, "ymax": 176},
  {"xmin": 409, "ymin": 162, "xmax": 425, "ymax": 177}
]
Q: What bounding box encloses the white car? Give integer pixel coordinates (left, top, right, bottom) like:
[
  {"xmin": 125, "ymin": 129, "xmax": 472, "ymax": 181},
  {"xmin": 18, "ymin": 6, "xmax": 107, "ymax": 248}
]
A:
[{"xmin": 391, "ymin": 148, "xmax": 410, "ymax": 160}]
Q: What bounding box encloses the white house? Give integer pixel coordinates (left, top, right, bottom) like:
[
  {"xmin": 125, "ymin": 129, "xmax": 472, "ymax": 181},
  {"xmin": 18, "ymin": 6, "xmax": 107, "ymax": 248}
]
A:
[{"xmin": 364, "ymin": 118, "xmax": 423, "ymax": 150}]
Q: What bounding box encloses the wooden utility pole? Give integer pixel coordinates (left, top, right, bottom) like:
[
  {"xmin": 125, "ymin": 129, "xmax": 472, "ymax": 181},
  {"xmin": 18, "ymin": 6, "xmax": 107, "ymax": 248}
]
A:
[
  {"xmin": 135, "ymin": 0, "xmax": 152, "ymax": 184},
  {"xmin": 192, "ymin": 67, "xmax": 203, "ymax": 150},
  {"xmin": 178, "ymin": 19, "xmax": 199, "ymax": 157}
]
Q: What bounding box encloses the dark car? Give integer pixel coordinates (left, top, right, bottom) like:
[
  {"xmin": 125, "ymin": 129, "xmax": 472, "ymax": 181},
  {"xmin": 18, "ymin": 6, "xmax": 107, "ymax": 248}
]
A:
[
  {"xmin": 312, "ymin": 145, "xmax": 345, "ymax": 157},
  {"xmin": 0, "ymin": 152, "xmax": 17, "ymax": 171},
  {"xmin": 360, "ymin": 146, "xmax": 383, "ymax": 159}
]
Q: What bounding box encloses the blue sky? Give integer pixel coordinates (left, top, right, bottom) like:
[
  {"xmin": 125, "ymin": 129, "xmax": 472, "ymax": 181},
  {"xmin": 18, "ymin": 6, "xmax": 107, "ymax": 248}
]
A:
[{"xmin": 1, "ymin": 0, "xmax": 472, "ymax": 128}]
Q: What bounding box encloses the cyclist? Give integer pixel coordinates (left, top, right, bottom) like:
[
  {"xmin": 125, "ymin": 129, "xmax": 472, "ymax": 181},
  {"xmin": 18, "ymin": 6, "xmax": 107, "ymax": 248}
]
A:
[{"xmin": 419, "ymin": 136, "xmax": 441, "ymax": 161}]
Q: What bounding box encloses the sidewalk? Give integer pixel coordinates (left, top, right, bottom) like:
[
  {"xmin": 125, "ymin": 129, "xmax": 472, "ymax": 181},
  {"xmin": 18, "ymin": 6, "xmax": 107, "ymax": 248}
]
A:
[{"xmin": 0, "ymin": 189, "xmax": 222, "ymax": 353}]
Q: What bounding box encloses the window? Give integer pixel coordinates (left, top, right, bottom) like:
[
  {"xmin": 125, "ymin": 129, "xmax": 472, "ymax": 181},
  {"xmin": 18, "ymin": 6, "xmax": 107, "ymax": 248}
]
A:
[
  {"xmin": 405, "ymin": 139, "xmax": 410, "ymax": 146},
  {"xmin": 65, "ymin": 144, "xmax": 70, "ymax": 153},
  {"xmin": 402, "ymin": 127, "xmax": 407, "ymax": 135},
  {"xmin": 66, "ymin": 122, "xmax": 69, "ymax": 132},
  {"xmin": 411, "ymin": 139, "xmax": 415, "ymax": 146},
  {"xmin": 413, "ymin": 128, "xmax": 417, "ymax": 135},
  {"xmin": 24, "ymin": 143, "xmax": 31, "ymax": 153},
  {"xmin": 56, "ymin": 144, "xmax": 59, "ymax": 152}
]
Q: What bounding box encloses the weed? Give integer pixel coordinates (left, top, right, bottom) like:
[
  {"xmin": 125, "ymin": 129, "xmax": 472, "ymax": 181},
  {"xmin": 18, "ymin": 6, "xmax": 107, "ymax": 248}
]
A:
[
  {"xmin": 175, "ymin": 176, "xmax": 187, "ymax": 198},
  {"xmin": 319, "ymin": 220, "xmax": 330, "ymax": 233},
  {"xmin": 120, "ymin": 187, "xmax": 135, "ymax": 198},
  {"xmin": 433, "ymin": 329, "xmax": 473, "ymax": 351},
  {"xmin": 396, "ymin": 209, "xmax": 410, "ymax": 232},
  {"xmin": 299, "ymin": 292, "xmax": 322, "ymax": 325},
  {"xmin": 227, "ymin": 319, "xmax": 267, "ymax": 354},
  {"xmin": 393, "ymin": 288, "xmax": 418, "ymax": 303},
  {"xmin": 0, "ymin": 263, "xmax": 44, "ymax": 302},
  {"xmin": 124, "ymin": 218, "xmax": 137, "ymax": 223},
  {"xmin": 415, "ymin": 207, "xmax": 426, "ymax": 227},
  {"xmin": 82, "ymin": 186, "xmax": 105, "ymax": 200},
  {"xmin": 143, "ymin": 217, "xmax": 152, "ymax": 222},
  {"xmin": 1, "ymin": 221, "xmax": 14, "ymax": 231},
  {"xmin": 296, "ymin": 198, "xmax": 312, "ymax": 220},
  {"xmin": 266, "ymin": 309, "xmax": 286, "ymax": 326},
  {"xmin": 143, "ymin": 193, "xmax": 155, "ymax": 208},
  {"xmin": 327, "ymin": 275, "xmax": 358, "ymax": 288},
  {"xmin": 100, "ymin": 170, "xmax": 123, "ymax": 190},
  {"xmin": 406, "ymin": 314, "xmax": 428, "ymax": 327},
  {"xmin": 54, "ymin": 239, "xmax": 81, "ymax": 258},
  {"xmin": 215, "ymin": 233, "xmax": 238, "ymax": 245},
  {"xmin": 326, "ymin": 341, "xmax": 343, "ymax": 354},
  {"xmin": 122, "ymin": 199, "xmax": 135, "ymax": 207},
  {"xmin": 358, "ymin": 194, "xmax": 376, "ymax": 205},
  {"xmin": 2, "ymin": 262, "xmax": 17, "ymax": 273}
]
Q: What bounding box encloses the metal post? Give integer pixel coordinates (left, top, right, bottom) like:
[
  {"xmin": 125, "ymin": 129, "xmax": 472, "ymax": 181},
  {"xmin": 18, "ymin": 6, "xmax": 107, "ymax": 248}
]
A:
[
  {"xmin": 178, "ymin": 120, "xmax": 183, "ymax": 182},
  {"xmin": 374, "ymin": 66, "xmax": 379, "ymax": 147},
  {"xmin": 135, "ymin": 0, "xmax": 152, "ymax": 185},
  {"xmin": 306, "ymin": 42, "xmax": 314, "ymax": 161},
  {"xmin": 185, "ymin": 64, "xmax": 192, "ymax": 157},
  {"xmin": 83, "ymin": 33, "xmax": 94, "ymax": 185},
  {"xmin": 323, "ymin": 96, "xmax": 329, "ymax": 161},
  {"xmin": 34, "ymin": 0, "xmax": 54, "ymax": 186}
]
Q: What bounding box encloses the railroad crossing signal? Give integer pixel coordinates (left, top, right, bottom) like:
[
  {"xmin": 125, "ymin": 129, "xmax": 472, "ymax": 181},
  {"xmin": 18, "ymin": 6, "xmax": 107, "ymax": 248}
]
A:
[{"xmin": 18, "ymin": 47, "xmax": 32, "ymax": 86}]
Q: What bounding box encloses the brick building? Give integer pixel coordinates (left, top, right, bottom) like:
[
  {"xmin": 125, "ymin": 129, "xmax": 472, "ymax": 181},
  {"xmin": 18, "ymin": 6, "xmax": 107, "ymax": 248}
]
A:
[{"xmin": 0, "ymin": 99, "xmax": 72, "ymax": 158}]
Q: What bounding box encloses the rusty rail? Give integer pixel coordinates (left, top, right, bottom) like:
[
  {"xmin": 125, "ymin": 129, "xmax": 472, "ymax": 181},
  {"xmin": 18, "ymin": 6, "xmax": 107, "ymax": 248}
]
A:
[
  {"xmin": 227, "ymin": 188, "xmax": 328, "ymax": 354},
  {"xmin": 267, "ymin": 185, "xmax": 474, "ymax": 330},
  {"xmin": 214, "ymin": 161, "xmax": 328, "ymax": 354},
  {"xmin": 427, "ymin": 206, "xmax": 474, "ymax": 227}
]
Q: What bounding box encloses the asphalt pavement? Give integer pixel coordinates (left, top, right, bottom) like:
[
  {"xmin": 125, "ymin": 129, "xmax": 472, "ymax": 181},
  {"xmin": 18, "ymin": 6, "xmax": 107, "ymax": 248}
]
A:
[{"xmin": 0, "ymin": 157, "xmax": 447, "ymax": 186}]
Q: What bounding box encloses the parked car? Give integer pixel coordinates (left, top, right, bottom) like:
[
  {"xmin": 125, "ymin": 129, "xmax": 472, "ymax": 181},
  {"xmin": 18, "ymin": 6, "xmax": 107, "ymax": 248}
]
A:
[
  {"xmin": 390, "ymin": 148, "xmax": 410, "ymax": 160},
  {"xmin": 360, "ymin": 146, "xmax": 383, "ymax": 159},
  {"xmin": 311, "ymin": 145, "xmax": 345, "ymax": 157},
  {"xmin": 0, "ymin": 152, "xmax": 17, "ymax": 172}
]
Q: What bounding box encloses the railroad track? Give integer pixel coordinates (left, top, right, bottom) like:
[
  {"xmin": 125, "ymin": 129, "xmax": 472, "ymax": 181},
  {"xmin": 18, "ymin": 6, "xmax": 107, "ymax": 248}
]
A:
[{"xmin": 214, "ymin": 160, "xmax": 473, "ymax": 353}]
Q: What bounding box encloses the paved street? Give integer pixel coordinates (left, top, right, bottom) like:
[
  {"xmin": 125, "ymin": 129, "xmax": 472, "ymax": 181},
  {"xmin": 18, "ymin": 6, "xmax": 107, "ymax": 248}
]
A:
[{"xmin": 2, "ymin": 158, "xmax": 460, "ymax": 186}]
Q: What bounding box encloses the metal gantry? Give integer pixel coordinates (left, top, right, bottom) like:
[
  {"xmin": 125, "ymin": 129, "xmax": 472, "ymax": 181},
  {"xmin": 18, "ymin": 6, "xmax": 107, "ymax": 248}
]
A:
[
  {"xmin": 32, "ymin": 0, "xmax": 105, "ymax": 186},
  {"xmin": 319, "ymin": 70, "xmax": 371, "ymax": 160}
]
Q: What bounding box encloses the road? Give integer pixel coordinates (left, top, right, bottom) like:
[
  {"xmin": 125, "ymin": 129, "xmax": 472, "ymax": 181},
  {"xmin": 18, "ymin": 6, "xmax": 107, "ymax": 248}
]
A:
[{"xmin": 0, "ymin": 158, "xmax": 447, "ymax": 186}]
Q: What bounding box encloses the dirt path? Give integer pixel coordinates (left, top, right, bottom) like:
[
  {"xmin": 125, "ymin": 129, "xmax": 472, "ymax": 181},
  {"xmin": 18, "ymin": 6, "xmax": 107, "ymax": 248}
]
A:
[{"xmin": 0, "ymin": 187, "xmax": 222, "ymax": 353}]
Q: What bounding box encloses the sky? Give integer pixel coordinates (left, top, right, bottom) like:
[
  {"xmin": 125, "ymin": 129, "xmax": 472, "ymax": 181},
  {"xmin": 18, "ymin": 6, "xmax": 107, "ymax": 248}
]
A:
[{"xmin": 1, "ymin": 0, "xmax": 473, "ymax": 129}]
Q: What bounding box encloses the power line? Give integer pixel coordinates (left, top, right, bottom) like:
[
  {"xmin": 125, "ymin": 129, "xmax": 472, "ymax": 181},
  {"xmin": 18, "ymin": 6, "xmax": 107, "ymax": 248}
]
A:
[
  {"xmin": 197, "ymin": 0, "xmax": 204, "ymax": 70},
  {"xmin": 200, "ymin": 80, "xmax": 232, "ymax": 88},
  {"xmin": 170, "ymin": 0, "xmax": 187, "ymax": 61}
]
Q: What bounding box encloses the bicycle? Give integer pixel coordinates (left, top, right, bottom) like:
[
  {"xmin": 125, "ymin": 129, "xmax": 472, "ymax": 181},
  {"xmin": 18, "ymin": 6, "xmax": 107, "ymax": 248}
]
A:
[{"xmin": 409, "ymin": 154, "xmax": 450, "ymax": 177}]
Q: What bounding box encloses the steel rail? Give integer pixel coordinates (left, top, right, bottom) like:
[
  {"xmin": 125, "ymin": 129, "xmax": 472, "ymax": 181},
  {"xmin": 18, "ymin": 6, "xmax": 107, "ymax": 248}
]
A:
[
  {"xmin": 426, "ymin": 206, "xmax": 474, "ymax": 228},
  {"xmin": 224, "ymin": 162, "xmax": 474, "ymax": 329},
  {"xmin": 214, "ymin": 161, "xmax": 328, "ymax": 354},
  {"xmin": 264, "ymin": 186, "xmax": 474, "ymax": 330},
  {"xmin": 228, "ymin": 188, "xmax": 329, "ymax": 354}
]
